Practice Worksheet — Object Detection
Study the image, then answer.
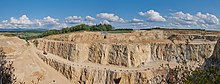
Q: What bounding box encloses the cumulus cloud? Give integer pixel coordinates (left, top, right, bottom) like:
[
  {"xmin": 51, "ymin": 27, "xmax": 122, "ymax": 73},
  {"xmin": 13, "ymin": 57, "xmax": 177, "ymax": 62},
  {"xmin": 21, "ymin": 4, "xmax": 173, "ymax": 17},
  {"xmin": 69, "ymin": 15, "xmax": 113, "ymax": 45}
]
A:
[
  {"xmin": 2, "ymin": 15, "xmax": 34, "ymax": 28},
  {"xmin": 0, "ymin": 15, "xmax": 62, "ymax": 28},
  {"xmin": 84, "ymin": 16, "xmax": 96, "ymax": 25},
  {"xmin": 128, "ymin": 18, "xmax": 146, "ymax": 29},
  {"xmin": 100, "ymin": 20, "xmax": 110, "ymax": 24},
  {"xmin": 169, "ymin": 12, "xmax": 197, "ymax": 25},
  {"xmin": 10, "ymin": 15, "xmax": 32, "ymax": 25},
  {"xmin": 196, "ymin": 12, "xmax": 219, "ymax": 25},
  {"xmin": 85, "ymin": 16, "xmax": 95, "ymax": 21},
  {"xmin": 168, "ymin": 12, "xmax": 220, "ymax": 28},
  {"xmin": 1, "ymin": 12, "xmax": 219, "ymax": 29},
  {"xmin": 2, "ymin": 20, "xmax": 8, "ymax": 23},
  {"xmin": 65, "ymin": 16, "xmax": 82, "ymax": 24},
  {"xmin": 64, "ymin": 16, "xmax": 96, "ymax": 26},
  {"xmin": 139, "ymin": 10, "xmax": 166, "ymax": 22},
  {"xmin": 129, "ymin": 18, "xmax": 144, "ymax": 23},
  {"xmin": 35, "ymin": 16, "xmax": 60, "ymax": 28},
  {"xmin": 97, "ymin": 13, "xmax": 125, "ymax": 23}
]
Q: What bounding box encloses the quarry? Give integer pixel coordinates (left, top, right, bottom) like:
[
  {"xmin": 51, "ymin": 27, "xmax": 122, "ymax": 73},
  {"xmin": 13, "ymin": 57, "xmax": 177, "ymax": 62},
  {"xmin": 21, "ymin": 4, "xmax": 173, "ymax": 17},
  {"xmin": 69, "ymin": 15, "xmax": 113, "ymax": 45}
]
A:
[
  {"xmin": 1, "ymin": 0, "xmax": 220, "ymax": 84},
  {"xmin": 1, "ymin": 29, "xmax": 220, "ymax": 84}
]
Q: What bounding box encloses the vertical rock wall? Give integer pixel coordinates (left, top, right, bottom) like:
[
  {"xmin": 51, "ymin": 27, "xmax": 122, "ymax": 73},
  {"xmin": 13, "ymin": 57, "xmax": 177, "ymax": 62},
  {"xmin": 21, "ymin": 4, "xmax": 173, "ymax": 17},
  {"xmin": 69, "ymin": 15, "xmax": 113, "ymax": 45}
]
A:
[
  {"xmin": 35, "ymin": 39, "xmax": 215, "ymax": 67},
  {"xmin": 37, "ymin": 53, "xmax": 153, "ymax": 84},
  {"xmin": 35, "ymin": 39, "xmax": 152, "ymax": 67},
  {"xmin": 150, "ymin": 43, "xmax": 215, "ymax": 63}
]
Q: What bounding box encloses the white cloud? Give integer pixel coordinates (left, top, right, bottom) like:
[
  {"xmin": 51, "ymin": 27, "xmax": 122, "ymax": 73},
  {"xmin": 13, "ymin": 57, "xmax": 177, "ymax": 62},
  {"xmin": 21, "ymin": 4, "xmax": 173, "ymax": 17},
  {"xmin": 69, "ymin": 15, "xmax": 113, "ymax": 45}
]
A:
[
  {"xmin": 97, "ymin": 13, "xmax": 125, "ymax": 23},
  {"xmin": 64, "ymin": 16, "xmax": 96, "ymax": 26},
  {"xmin": 84, "ymin": 16, "xmax": 96, "ymax": 25},
  {"xmin": 42, "ymin": 16, "xmax": 59, "ymax": 23},
  {"xmin": 10, "ymin": 15, "xmax": 32, "ymax": 25},
  {"xmin": 85, "ymin": 16, "xmax": 95, "ymax": 21},
  {"xmin": 35, "ymin": 16, "xmax": 60, "ymax": 28},
  {"xmin": 169, "ymin": 12, "xmax": 197, "ymax": 25},
  {"xmin": 100, "ymin": 20, "xmax": 110, "ymax": 24},
  {"xmin": 0, "ymin": 12, "xmax": 219, "ymax": 29},
  {"xmin": 168, "ymin": 12, "xmax": 220, "ymax": 28},
  {"xmin": 129, "ymin": 18, "xmax": 144, "ymax": 23},
  {"xmin": 139, "ymin": 10, "xmax": 166, "ymax": 22},
  {"xmin": 0, "ymin": 15, "xmax": 62, "ymax": 28},
  {"xmin": 196, "ymin": 12, "xmax": 219, "ymax": 25},
  {"xmin": 2, "ymin": 15, "xmax": 34, "ymax": 28},
  {"xmin": 128, "ymin": 18, "xmax": 145, "ymax": 29},
  {"xmin": 65, "ymin": 16, "xmax": 82, "ymax": 24},
  {"xmin": 2, "ymin": 20, "xmax": 8, "ymax": 23}
]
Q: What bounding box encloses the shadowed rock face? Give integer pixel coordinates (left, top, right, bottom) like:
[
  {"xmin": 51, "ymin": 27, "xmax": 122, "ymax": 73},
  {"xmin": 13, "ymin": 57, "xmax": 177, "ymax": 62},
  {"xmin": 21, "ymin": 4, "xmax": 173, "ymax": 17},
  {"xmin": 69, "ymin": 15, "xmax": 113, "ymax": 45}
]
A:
[
  {"xmin": 33, "ymin": 30, "xmax": 219, "ymax": 84},
  {"xmin": 205, "ymin": 39, "xmax": 220, "ymax": 67}
]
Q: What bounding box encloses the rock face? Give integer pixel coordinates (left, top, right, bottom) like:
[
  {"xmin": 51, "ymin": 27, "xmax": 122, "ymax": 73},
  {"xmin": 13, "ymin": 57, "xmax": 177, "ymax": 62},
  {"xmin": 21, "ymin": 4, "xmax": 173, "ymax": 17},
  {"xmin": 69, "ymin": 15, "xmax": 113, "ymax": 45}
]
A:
[
  {"xmin": 35, "ymin": 40, "xmax": 152, "ymax": 67},
  {"xmin": 35, "ymin": 39, "xmax": 215, "ymax": 67},
  {"xmin": 205, "ymin": 39, "xmax": 220, "ymax": 66},
  {"xmin": 150, "ymin": 43, "xmax": 214, "ymax": 63},
  {"xmin": 37, "ymin": 53, "xmax": 153, "ymax": 84},
  {"xmin": 33, "ymin": 30, "xmax": 219, "ymax": 84}
]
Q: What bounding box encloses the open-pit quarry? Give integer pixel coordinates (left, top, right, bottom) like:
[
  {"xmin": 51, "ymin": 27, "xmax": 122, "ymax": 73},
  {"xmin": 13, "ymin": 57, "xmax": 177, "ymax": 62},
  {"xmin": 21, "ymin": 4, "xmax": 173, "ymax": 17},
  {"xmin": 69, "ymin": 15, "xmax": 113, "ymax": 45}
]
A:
[
  {"xmin": 1, "ymin": 29, "xmax": 220, "ymax": 84},
  {"xmin": 32, "ymin": 30, "xmax": 219, "ymax": 84}
]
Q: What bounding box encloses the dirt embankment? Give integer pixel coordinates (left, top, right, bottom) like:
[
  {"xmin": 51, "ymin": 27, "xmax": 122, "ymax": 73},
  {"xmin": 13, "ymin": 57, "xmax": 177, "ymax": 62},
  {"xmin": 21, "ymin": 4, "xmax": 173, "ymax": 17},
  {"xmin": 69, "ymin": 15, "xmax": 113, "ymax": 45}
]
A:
[{"xmin": 0, "ymin": 35, "xmax": 71, "ymax": 84}]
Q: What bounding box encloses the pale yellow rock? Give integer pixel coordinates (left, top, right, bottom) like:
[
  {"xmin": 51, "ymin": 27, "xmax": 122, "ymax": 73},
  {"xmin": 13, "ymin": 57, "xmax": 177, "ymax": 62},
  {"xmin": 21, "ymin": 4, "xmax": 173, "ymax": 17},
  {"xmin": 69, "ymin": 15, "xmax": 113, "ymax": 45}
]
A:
[{"xmin": 31, "ymin": 30, "xmax": 220, "ymax": 84}]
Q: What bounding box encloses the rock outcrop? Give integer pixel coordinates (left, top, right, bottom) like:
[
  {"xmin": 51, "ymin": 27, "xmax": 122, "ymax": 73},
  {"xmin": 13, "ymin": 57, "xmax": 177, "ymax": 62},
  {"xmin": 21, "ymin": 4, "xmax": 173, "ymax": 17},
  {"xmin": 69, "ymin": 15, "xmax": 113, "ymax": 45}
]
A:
[{"xmin": 205, "ymin": 39, "xmax": 220, "ymax": 67}]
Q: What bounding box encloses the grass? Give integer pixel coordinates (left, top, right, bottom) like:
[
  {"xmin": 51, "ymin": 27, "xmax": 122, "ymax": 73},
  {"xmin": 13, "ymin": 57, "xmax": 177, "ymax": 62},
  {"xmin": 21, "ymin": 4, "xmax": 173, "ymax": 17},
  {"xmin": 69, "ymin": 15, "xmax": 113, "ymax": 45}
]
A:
[
  {"xmin": 0, "ymin": 33, "xmax": 16, "ymax": 37},
  {"xmin": 107, "ymin": 30, "xmax": 133, "ymax": 33},
  {"xmin": 0, "ymin": 30, "xmax": 44, "ymax": 40}
]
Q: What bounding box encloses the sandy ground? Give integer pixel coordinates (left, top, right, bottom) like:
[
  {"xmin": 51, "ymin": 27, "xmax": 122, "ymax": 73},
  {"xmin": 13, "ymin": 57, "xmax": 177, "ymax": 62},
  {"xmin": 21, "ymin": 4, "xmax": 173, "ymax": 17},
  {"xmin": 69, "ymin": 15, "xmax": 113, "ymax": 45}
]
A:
[{"xmin": 0, "ymin": 36, "xmax": 71, "ymax": 84}]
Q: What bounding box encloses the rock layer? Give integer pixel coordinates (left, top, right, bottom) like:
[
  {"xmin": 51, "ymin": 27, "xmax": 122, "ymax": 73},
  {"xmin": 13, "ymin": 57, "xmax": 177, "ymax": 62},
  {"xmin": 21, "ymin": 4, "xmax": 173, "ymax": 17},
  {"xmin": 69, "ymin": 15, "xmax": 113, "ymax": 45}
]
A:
[
  {"xmin": 37, "ymin": 52, "xmax": 154, "ymax": 84},
  {"xmin": 35, "ymin": 39, "xmax": 215, "ymax": 67}
]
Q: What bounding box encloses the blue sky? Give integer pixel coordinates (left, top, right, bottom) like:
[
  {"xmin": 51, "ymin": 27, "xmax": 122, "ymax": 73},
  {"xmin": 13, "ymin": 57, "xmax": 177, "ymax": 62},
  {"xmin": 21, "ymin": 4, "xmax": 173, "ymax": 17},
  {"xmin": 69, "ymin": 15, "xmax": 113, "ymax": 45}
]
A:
[{"xmin": 0, "ymin": 0, "xmax": 220, "ymax": 30}]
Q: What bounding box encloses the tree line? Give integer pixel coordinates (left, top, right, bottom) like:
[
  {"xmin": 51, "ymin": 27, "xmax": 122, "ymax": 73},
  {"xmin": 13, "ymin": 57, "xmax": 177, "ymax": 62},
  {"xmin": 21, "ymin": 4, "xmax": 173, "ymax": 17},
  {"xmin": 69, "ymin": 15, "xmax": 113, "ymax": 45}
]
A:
[{"xmin": 39, "ymin": 24, "xmax": 115, "ymax": 37}]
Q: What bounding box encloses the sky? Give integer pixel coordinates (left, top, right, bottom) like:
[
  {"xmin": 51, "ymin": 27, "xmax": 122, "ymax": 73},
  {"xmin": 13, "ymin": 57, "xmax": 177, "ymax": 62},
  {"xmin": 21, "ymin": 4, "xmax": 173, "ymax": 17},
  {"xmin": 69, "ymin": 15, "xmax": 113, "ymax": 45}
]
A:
[{"xmin": 0, "ymin": 0, "xmax": 220, "ymax": 30}]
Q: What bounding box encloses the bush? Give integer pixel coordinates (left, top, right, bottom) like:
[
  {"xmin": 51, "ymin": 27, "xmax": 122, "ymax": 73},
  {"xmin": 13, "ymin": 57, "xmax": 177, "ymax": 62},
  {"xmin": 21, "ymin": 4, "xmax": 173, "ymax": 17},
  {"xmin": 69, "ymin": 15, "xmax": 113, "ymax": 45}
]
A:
[
  {"xmin": 147, "ymin": 63, "xmax": 220, "ymax": 84},
  {"xmin": 0, "ymin": 47, "xmax": 16, "ymax": 84},
  {"xmin": 38, "ymin": 24, "xmax": 114, "ymax": 38},
  {"xmin": 185, "ymin": 66, "xmax": 220, "ymax": 84}
]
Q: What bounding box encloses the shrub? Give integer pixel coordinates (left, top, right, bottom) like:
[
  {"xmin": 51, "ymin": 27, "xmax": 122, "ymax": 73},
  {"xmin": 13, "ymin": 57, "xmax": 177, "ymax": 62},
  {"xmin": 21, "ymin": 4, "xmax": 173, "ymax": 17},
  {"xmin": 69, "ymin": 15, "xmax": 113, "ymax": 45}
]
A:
[{"xmin": 0, "ymin": 47, "xmax": 16, "ymax": 84}]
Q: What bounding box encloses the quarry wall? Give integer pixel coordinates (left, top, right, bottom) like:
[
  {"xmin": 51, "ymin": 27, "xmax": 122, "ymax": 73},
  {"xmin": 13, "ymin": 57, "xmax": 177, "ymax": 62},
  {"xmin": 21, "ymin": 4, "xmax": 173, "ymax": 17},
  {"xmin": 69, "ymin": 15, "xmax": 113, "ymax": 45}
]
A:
[
  {"xmin": 35, "ymin": 39, "xmax": 215, "ymax": 68},
  {"xmin": 33, "ymin": 31, "xmax": 219, "ymax": 83},
  {"xmin": 37, "ymin": 53, "xmax": 154, "ymax": 84}
]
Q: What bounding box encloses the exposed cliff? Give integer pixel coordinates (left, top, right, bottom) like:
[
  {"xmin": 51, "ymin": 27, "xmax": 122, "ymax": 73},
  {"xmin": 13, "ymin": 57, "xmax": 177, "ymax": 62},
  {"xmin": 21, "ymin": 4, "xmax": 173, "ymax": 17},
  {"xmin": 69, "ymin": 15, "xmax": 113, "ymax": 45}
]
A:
[
  {"xmin": 33, "ymin": 30, "xmax": 219, "ymax": 83},
  {"xmin": 34, "ymin": 39, "xmax": 215, "ymax": 67},
  {"xmin": 37, "ymin": 51, "xmax": 155, "ymax": 84},
  {"xmin": 205, "ymin": 39, "xmax": 220, "ymax": 67}
]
